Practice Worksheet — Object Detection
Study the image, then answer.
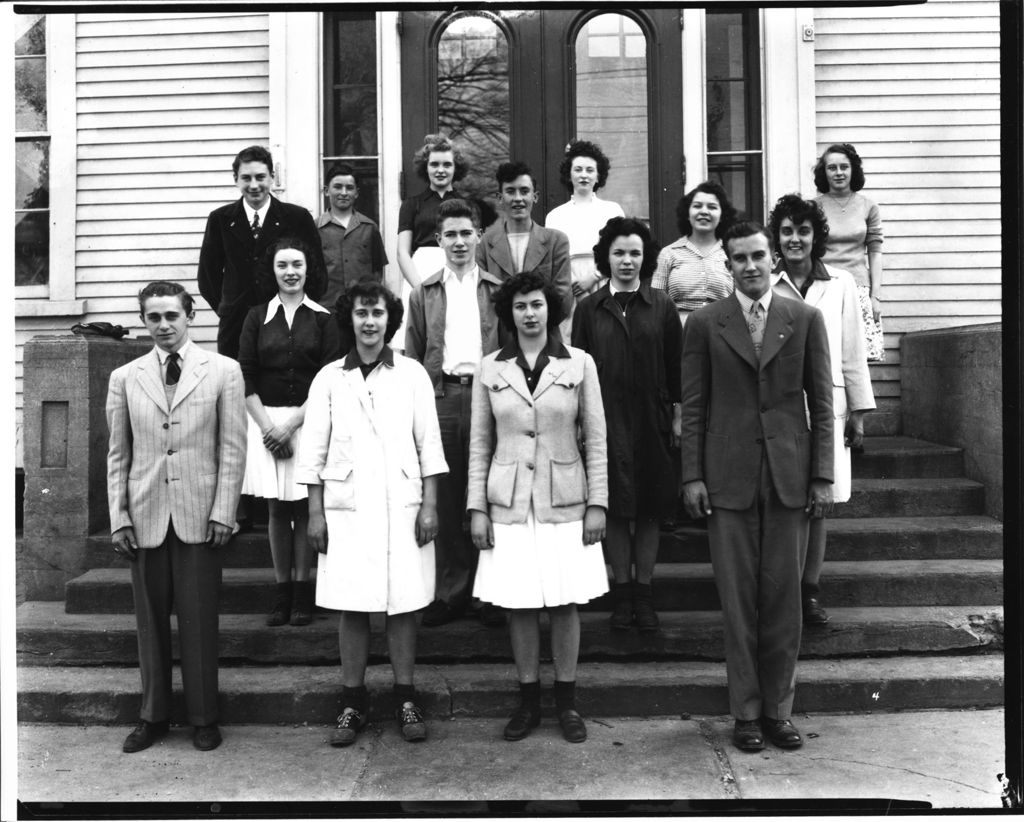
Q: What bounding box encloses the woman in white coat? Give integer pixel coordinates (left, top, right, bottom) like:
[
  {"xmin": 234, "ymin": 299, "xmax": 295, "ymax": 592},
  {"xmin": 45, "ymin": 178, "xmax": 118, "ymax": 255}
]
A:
[
  {"xmin": 297, "ymin": 280, "xmax": 448, "ymax": 748},
  {"xmin": 468, "ymin": 270, "xmax": 608, "ymax": 744},
  {"xmin": 769, "ymin": 193, "xmax": 876, "ymax": 626}
]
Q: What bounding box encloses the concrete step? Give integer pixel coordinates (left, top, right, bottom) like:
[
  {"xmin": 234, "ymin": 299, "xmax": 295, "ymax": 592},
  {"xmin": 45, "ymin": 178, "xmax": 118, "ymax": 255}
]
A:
[
  {"xmin": 63, "ymin": 560, "xmax": 1003, "ymax": 615},
  {"xmin": 841, "ymin": 478, "xmax": 985, "ymax": 518},
  {"xmin": 659, "ymin": 516, "xmax": 1002, "ymax": 563},
  {"xmin": 17, "ymin": 601, "xmax": 1003, "ymax": 667},
  {"xmin": 862, "ymin": 398, "xmax": 901, "ymax": 437},
  {"xmin": 16, "ymin": 655, "xmax": 1004, "ymax": 724},
  {"xmin": 851, "ymin": 436, "xmax": 964, "ymax": 479}
]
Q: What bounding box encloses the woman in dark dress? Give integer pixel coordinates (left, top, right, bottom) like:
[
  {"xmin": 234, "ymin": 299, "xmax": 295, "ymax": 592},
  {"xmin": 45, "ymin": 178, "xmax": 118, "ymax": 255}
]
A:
[
  {"xmin": 572, "ymin": 217, "xmax": 682, "ymax": 632},
  {"xmin": 237, "ymin": 237, "xmax": 340, "ymax": 626}
]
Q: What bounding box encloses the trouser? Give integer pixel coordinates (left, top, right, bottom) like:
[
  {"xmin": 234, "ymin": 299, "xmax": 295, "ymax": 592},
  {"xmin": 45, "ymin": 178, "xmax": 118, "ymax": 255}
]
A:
[
  {"xmin": 131, "ymin": 525, "xmax": 222, "ymax": 727},
  {"xmin": 433, "ymin": 382, "xmax": 477, "ymax": 605},
  {"xmin": 707, "ymin": 457, "xmax": 808, "ymax": 722}
]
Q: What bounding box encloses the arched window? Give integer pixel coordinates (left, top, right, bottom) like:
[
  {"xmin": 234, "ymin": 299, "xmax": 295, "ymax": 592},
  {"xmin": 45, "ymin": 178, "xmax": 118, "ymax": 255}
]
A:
[
  {"xmin": 574, "ymin": 13, "xmax": 649, "ymax": 220},
  {"xmin": 437, "ymin": 14, "xmax": 511, "ymax": 207}
]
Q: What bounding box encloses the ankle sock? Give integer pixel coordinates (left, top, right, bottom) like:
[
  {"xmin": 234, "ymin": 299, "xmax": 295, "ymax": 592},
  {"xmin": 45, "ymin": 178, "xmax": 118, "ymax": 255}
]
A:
[
  {"xmin": 518, "ymin": 680, "xmax": 541, "ymax": 712},
  {"xmin": 393, "ymin": 682, "xmax": 417, "ymax": 708},
  {"xmin": 553, "ymin": 679, "xmax": 576, "ymax": 714},
  {"xmin": 342, "ymin": 684, "xmax": 369, "ymax": 715}
]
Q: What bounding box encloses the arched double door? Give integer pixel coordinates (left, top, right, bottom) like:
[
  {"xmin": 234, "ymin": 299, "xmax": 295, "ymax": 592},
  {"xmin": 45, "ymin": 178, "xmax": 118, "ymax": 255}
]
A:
[{"xmin": 400, "ymin": 8, "xmax": 684, "ymax": 245}]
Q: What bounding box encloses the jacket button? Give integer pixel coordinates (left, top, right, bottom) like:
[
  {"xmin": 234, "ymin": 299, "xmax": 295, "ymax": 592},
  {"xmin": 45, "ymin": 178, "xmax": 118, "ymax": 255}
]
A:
[
  {"xmin": 755, "ymin": 438, "xmax": 763, "ymax": 445},
  {"xmin": 568, "ymin": 382, "xmax": 575, "ymax": 388},
  {"xmin": 162, "ymin": 423, "xmax": 169, "ymax": 429},
  {"xmin": 167, "ymin": 449, "xmax": 175, "ymax": 455},
  {"xmin": 527, "ymin": 431, "xmax": 535, "ymax": 438},
  {"xmin": 760, "ymin": 405, "xmax": 768, "ymax": 413},
  {"xmin": 526, "ymin": 463, "xmax": 534, "ymax": 470},
  {"xmin": 492, "ymin": 384, "xmax": 499, "ymax": 390}
]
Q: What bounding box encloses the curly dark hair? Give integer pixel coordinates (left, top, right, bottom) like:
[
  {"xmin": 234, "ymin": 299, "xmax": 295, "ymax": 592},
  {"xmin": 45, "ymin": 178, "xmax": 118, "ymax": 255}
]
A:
[
  {"xmin": 558, "ymin": 139, "xmax": 611, "ymax": 194},
  {"xmin": 492, "ymin": 270, "xmax": 564, "ymax": 335},
  {"xmin": 334, "ymin": 280, "xmax": 404, "ymax": 344},
  {"xmin": 767, "ymin": 194, "xmax": 830, "ymax": 261},
  {"xmin": 413, "ymin": 133, "xmax": 470, "ymax": 184},
  {"xmin": 261, "ymin": 237, "xmax": 325, "ymax": 300},
  {"xmin": 593, "ymin": 216, "xmax": 659, "ymax": 281},
  {"xmin": 813, "ymin": 143, "xmax": 866, "ymax": 194},
  {"xmin": 675, "ymin": 181, "xmax": 737, "ymax": 238}
]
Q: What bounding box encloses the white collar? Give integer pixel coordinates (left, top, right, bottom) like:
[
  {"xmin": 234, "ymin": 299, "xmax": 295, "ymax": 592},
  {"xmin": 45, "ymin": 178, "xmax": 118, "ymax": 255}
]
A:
[
  {"xmin": 442, "ymin": 265, "xmax": 479, "ymax": 285},
  {"xmin": 734, "ymin": 287, "xmax": 773, "ymax": 315},
  {"xmin": 243, "ymin": 197, "xmax": 272, "ymax": 225},
  {"xmin": 264, "ymin": 294, "xmax": 330, "ymax": 324},
  {"xmin": 155, "ymin": 337, "xmax": 192, "ymax": 364},
  {"xmin": 609, "ymin": 279, "xmax": 641, "ymax": 295}
]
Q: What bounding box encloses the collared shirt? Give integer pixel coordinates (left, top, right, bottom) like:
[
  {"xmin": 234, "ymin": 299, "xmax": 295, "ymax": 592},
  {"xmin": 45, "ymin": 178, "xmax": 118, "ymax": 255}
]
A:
[
  {"xmin": 242, "ymin": 199, "xmax": 271, "ymax": 233},
  {"xmin": 155, "ymin": 337, "xmax": 194, "ymax": 381},
  {"xmin": 733, "ymin": 286, "xmax": 773, "ymax": 318},
  {"xmin": 496, "ymin": 335, "xmax": 570, "ymax": 395},
  {"xmin": 651, "ymin": 236, "xmax": 733, "ymax": 312},
  {"xmin": 264, "ymin": 294, "xmax": 330, "ymax": 329},
  {"xmin": 441, "ymin": 265, "xmax": 483, "ymax": 377},
  {"xmin": 772, "ymin": 259, "xmax": 831, "ymax": 300},
  {"xmin": 316, "ymin": 209, "xmax": 388, "ymax": 309},
  {"xmin": 398, "ymin": 188, "xmax": 464, "ymax": 251},
  {"xmin": 342, "ymin": 344, "xmax": 396, "ymax": 380}
]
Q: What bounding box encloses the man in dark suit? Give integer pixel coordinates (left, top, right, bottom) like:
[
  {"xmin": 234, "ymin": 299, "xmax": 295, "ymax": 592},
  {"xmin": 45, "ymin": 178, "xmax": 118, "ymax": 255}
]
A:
[
  {"xmin": 107, "ymin": 281, "xmax": 247, "ymax": 753},
  {"xmin": 198, "ymin": 145, "xmax": 326, "ymax": 359},
  {"xmin": 679, "ymin": 221, "xmax": 834, "ymax": 752}
]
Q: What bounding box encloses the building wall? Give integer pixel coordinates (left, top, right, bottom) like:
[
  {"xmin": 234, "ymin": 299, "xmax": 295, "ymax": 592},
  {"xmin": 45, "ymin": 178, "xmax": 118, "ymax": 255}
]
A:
[{"xmin": 813, "ymin": 0, "xmax": 1002, "ymax": 427}]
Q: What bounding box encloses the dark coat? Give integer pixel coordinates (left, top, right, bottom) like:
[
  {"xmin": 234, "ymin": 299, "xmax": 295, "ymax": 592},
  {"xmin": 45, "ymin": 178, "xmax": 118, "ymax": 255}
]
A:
[
  {"xmin": 197, "ymin": 196, "xmax": 326, "ymax": 359},
  {"xmin": 571, "ymin": 281, "xmax": 683, "ymax": 518}
]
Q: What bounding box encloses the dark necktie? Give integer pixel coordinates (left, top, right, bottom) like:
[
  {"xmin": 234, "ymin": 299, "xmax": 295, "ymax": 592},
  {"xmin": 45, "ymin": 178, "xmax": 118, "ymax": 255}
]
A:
[
  {"xmin": 613, "ymin": 291, "xmax": 634, "ymax": 313},
  {"xmin": 166, "ymin": 352, "xmax": 181, "ymax": 385},
  {"xmin": 251, "ymin": 211, "xmax": 261, "ymax": 240}
]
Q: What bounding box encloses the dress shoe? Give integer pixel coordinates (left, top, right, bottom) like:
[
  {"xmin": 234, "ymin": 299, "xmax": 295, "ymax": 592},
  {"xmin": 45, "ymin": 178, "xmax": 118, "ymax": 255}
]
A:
[
  {"xmin": 632, "ymin": 582, "xmax": 660, "ymax": 633},
  {"xmin": 802, "ymin": 596, "xmax": 830, "ymax": 625},
  {"xmin": 609, "ymin": 582, "xmax": 633, "ymax": 631},
  {"xmin": 122, "ymin": 719, "xmax": 169, "ymax": 753},
  {"xmin": 732, "ymin": 719, "xmax": 765, "ymax": 752},
  {"xmin": 557, "ymin": 709, "xmax": 587, "ymax": 743},
  {"xmin": 396, "ymin": 701, "xmax": 427, "ymax": 742},
  {"xmin": 421, "ymin": 599, "xmax": 464, "ymax": 627},
  {"xmin": 761, "ymin": 717, "xmax": 803, "ymax": 749},
  {"xmin": 503, "ymin": 705, "xmax": 541, "ymax": 741},
  {"xmin": 478, "ymin": 603, "xmax": 506, "ymax": 627},
  {"xmin": 329, "ymin": 707, "xmax": 368, "ymax": 747},
  {"xmin": 192, "ymin": 723, "xmax": 222, "ymax": 751}
]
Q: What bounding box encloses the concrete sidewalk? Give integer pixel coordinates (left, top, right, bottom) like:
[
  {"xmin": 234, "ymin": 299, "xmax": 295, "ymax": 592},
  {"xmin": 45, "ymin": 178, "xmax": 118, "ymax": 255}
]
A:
[{"xmin": 17, "ymin": 709, "xmax": 1006, "ymax": 809}]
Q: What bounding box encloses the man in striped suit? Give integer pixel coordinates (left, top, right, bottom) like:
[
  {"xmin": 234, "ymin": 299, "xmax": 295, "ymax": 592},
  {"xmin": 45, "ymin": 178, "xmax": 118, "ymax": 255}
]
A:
[{"xmin": 107, "ymin": 281, "xmax": 247, "ymax": 753}]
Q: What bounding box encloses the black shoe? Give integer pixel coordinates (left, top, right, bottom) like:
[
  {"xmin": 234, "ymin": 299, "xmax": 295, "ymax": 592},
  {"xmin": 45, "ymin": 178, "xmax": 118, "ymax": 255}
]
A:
[
  {"xmin": 503, "ymin": 705, "xmax": 541, "ymax": 741},
  {"xmin": 478, "ymin": 603, "xmax": 506, "ymax": 627},
  {"xmin": 193, "ymin": 723, "xmax": 222, "ymax": 751},
  {"xmin": 609, "ymin": 583, "xmax": 633, "ymax": 631},
  {"xmin": 290, "ymin": 580, "xmax": 314, "ymax": 626},
  {"xmin": 329, "ymin": 707, "xmax": 368, "ymax": 747},
  {"xmin": 732, "ymin": 719, "xmax": 765, "ymax": 752},
  {"xmin": 421, "ymin": 599, "xmax": 465, "ymax": 627},
  {"xmin": 557, "ymin": 709, "xmax": 587, "ymax": 743},
  {"xmin": 632, "ymin": 582, "xmax": 660, "ymax": 633},
  {"xmin": 266, "ymin": 582, "xmax": 292, "ymax": 627},
  {"xmin": 762, "ymin": 717, "xmax": 803, "ymax": 749},
  {"xmin": 802, "ymin": 596, "xmax": 830, "ymax": 625},
  {"xmin": 122, "ymin": 719, "xmax": 169, "ymax": 753},
  {"xmin": 396, "ymin": 701, "xmax": 427, "ymax": 742}
]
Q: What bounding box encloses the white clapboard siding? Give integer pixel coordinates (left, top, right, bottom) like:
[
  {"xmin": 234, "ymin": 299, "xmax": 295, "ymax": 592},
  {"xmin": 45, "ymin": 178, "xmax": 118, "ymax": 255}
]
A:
[
  {"xmin": 14, "ymin": 12, "xmax": 271, "ymax": 452},
  {"xmin": 814, "ymin": 0, "xmax": 1001, "ymax": 415}
]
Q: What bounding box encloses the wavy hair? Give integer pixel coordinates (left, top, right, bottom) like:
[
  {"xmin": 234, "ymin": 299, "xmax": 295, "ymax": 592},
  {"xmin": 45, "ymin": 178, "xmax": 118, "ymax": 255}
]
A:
[
  {"xmin": 413, "ymin": 133, "xmax": 470, "ymax": 184},
  {"xmin": 334, "ymin": 280, "xmax": 405, "ymax": 344},
  {"xmin": 260, "ymin": 237, "xmax": 325, "ymax": 301},
  {"xmin": 813, "ymin": 143, "xmax": 866, "ymax": 193},
  {"xmin": 675, "ymin": 181, "xmax": 737, "ymax": 239},
  {"xmin": 558, "ymin": 139, "xmax": 611, "ymax": 193},
  {"xmin": 767, "ymin": 194, "xmax": 830, "ymax": 261},
  {"xmin": 492, "ymin": 270, "xmax": 564, "ymax": 335},
  {"xmin": 593, "ymin": 216, "xmax": 659, "ymax": 280}
]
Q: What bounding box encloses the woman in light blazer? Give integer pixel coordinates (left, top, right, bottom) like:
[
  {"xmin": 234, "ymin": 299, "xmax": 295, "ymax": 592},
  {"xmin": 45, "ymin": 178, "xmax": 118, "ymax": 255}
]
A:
[
  {"xmin": 769, "ymin": 194, "xmax": 876, "ymax": 626},
  {"xmin": 468, "ymin": 270, "xmax": 608, "ymax": 744}
]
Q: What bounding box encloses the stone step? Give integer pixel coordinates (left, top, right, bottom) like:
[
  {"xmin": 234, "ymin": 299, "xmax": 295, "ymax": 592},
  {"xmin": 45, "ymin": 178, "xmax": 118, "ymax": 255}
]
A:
[
  {"xmin": 840, "ymin": 478, "xmax": 985, "ymax": 518},
  {"xmin": 17, "ymin": 601, "xmax": 1002, "ymax": 667},
  {"xmin": 16, "ymin": 655, "xmax": 1004, "ymax": 724},
  {"xmin": 63, "ymin": 560, "xmax": 1003, "ymax": 615},
  {"xmin": 851, "ymin": 436, "xmax": 964, "ymax": 478}
]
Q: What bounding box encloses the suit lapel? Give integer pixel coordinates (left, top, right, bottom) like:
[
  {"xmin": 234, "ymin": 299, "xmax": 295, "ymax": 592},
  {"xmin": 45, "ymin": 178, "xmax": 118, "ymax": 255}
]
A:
[
  {"xmin": 486, "ymin": 227, "xmax": 516, "ymax": 279},
  {"xmin": 759, "ymin": 297, "xmax": 795, "ymax": 369},
  {"xmin": 170, "ymin": 347, "xmax": 210, "ymax": 412},
  {"xmin": 495, "ymin": 358, "xmax": 533, "ymax": 404},
  {"xmin": 344, "ymin": 366, "xmax": 382, "ymax": 436},
  {"xmin": 136, "ymin": 350, "xmax": 170, "ymax": 414},
  {"xmin": 803, "ymin": 278, "xmax": 828, "ymax": 309},
  {"xmin": 717, "ymin": 296, "xmax": 760, "ymax": 372},
  {"xmin": 228, "ymin": 198, "xmax": 253, "ymax": 246},
  {"xmin": 521, "ymin": 224, "xmax": 550, "ymax": 273}
]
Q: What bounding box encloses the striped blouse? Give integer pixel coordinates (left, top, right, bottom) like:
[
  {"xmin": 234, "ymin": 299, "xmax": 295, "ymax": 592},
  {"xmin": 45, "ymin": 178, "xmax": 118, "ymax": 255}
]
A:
[{"xmin": 651, "ymin": 236, "xmax": 733, "ymax": 312}]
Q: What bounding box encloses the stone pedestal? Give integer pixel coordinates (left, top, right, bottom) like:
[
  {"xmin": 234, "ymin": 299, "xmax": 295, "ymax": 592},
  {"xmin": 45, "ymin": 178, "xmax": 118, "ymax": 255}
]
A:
[{"xmin": 20, "ymin": 334, "xmax": 153, "ymax": 601}]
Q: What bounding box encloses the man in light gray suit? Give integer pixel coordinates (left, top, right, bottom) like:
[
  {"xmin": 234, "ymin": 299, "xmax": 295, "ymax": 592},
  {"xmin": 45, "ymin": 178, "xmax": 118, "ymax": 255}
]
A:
[{"xmin": 107, "ymin": 281, "xmax": 246, "ymax": 753}]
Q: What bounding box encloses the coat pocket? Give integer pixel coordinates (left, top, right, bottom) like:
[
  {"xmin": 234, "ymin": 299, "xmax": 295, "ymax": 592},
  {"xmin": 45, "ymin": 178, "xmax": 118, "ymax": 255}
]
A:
[
  {"xmin": 400, "ymin": 463, "xmax": 424, "ymax": 507},
  {"xmin": 486, "ymin": 459, "xmax": 518, "ymax": 509},
  {"xmin": 320, "ymin": 463, "xmax": 356, "ymax": 510},
  {"xmin": 550, "ymin": 457, "xmax": 587, "ymax": 507}
]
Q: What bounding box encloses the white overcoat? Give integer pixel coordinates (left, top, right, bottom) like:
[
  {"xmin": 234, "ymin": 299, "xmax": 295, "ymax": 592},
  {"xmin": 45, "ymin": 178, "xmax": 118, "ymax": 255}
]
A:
[{"xmin": 296, "ymin": 351, "xmax": 448, "ymax": 614}]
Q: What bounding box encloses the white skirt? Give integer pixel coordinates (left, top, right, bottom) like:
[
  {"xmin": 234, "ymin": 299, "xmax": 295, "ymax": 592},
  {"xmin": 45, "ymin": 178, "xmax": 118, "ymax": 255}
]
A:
[
  {"xmin": 473, "ymin": 507, "xmax": 610, "ymax": 609},
  {"xmin": 241, "ymin": 405, "xmax": 307, "ymax": 501},
  {"xmin": 832, "ymin": 386, "xmax": 852, "ymax": 503}
]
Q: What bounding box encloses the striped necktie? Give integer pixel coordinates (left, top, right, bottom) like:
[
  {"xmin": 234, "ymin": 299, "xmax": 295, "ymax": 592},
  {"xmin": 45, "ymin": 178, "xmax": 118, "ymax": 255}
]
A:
[{"xmin": 748, "ymin": 301, "xmax": 765, "ymax": 360}]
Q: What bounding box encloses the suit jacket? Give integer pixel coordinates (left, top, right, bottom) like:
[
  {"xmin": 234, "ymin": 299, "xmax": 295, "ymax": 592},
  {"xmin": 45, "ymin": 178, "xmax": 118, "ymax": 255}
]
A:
[
  {"xmin": 679, "ymin": 292, "xmax": 834, "ymax": 511},
  {"xmin": 476, "ymin": 219, "xmax": 573, "ymax": 320},
  {"xmin": 466, "ymin": 345, "xmax": 608, "ymax": 524},
  {"xmin": 404, "ymin": 267, "xmax": 506, "ymax": 396},
  {"xmin": 197, "ymin": 196, "xmax": 326, "ymax": 358},
  {"xmin": 106, "ymin": 344, "xmax": 247, "ymax": 548},
  {"xmin": 772, "ymin": 263, "xmax": 876, "ymax": 413}
]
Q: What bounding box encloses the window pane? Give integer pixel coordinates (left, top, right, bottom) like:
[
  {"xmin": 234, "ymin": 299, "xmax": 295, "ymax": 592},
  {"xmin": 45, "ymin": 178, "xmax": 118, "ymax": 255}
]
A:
[
  {"xmin": 15, "ymin": 56, "xmax": 47, "ymax": 131},
  {"xmin": 708, "ymin": 154, "xmax": 763, "ymax": 223},
  {"xmin": 575, "ymin": 14, "xmax": 649, "ymax": 219},
  {"xmin": 16, "ymin": 140, "xmax": 49, "ymax": 210},
  {"xmin": 15, "ymin": 15, "xmax": 45, "ymax": 56},
  {"xmin": 322, "ymin": 158, "xmax": 380, "ymax": 226},
  {"xmin": 327, "ymin": 15, "xmax": 377, "ymax": 155},
  {"xmin": 437, "ymin": 14, "xmax": 510, "ymax": 209},
  {"xmin": 16, "ymin": 211, "xmax": 49, "ymax": 287}
]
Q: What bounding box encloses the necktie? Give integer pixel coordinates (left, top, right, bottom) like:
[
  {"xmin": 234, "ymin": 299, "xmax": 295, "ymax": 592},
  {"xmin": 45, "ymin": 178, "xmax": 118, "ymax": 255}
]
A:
[
  {"xmin": 166, "ymin": 352, "xmax": 181, "ymax": 385},
  {"xmin": 251, "ymin": 211, "xmax": 261, "ymax": 240},
  {"xmin": 748, "ymin": 301, "xmax": 765, "ymax": 359}
]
